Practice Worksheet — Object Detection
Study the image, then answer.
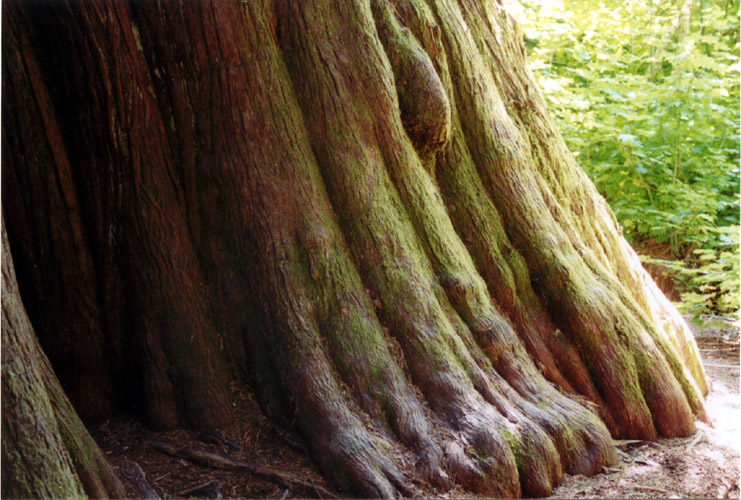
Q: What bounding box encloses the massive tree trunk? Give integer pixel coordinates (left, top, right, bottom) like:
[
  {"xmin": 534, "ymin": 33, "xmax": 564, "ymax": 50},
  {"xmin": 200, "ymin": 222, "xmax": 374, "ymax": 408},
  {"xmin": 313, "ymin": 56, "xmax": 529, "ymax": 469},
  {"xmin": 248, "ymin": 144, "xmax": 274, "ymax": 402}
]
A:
[{"xmin": 2, "ymin": 0, "xmax": 708, "ymax": 497}]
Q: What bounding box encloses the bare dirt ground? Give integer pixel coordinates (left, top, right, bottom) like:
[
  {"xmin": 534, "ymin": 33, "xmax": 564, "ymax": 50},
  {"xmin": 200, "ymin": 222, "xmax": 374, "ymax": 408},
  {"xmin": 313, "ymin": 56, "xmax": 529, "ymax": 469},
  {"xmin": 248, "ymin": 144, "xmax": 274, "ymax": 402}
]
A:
[{"xmin": 93, "ymin": 316, "xmax": 739, "ymax": 499}]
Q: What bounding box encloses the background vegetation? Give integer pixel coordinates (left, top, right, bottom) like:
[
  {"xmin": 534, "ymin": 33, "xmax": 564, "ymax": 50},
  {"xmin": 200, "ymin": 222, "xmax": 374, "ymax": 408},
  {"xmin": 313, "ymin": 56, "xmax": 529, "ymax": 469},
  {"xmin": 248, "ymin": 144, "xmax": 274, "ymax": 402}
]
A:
[{"xmin": 516, "ymin": 0, "xmax": 740, "ymax": 319}]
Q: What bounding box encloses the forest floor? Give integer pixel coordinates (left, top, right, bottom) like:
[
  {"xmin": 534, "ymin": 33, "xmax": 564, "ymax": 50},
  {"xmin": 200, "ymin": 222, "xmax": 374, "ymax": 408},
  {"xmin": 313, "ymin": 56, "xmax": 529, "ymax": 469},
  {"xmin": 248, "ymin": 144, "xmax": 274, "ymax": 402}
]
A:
[
  {"xmin": 92, "ymin": 380, "xmax": 333, "ymax": 499},
  {"xmin": 92, "ymin": 316, "xmax": 739, "ymax": 500}
]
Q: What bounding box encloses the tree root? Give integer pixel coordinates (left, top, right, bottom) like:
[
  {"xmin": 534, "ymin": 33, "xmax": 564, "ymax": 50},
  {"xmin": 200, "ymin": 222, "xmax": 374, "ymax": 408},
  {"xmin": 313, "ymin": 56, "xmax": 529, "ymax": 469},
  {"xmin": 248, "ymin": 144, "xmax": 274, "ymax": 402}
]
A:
[
  {"xmin": 196, "ymin": 428, "xmax": 243, "ymax": 451},
  {"xmin": 149, "ymin": 442, "xmax": 338, "ymax": 499},
  {"xmin": 124, "ymin": 460, "xmax": 160, "ymax": 499}
]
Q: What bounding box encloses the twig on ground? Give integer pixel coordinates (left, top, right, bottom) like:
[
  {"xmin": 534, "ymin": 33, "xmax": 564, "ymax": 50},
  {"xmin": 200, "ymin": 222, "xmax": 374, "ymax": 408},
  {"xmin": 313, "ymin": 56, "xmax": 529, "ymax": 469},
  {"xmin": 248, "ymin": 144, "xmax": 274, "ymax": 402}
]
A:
[
  {"xmin": 634, "ymin": 458, "xmax": 660, "ymax": 467},
  {"xmin": 633, "ymin": 485, "xmax": 677, "ymax": 496},
  {"xmin": 613, "ymin": 439, "xmax": 645, "ymax": 448},
  {"xmin": 616, "ymin": 448, "xmax": 632, "ymax": 462},
  {"xmin": 177, "ymin": 479, "xmax": 223, "ymax": 498},
  {"xmin": 687, "ymin": 431, "xmax": 705, "ymax": 449},
  {"xmin": 197, "ymin": 428, "xmax": 243, "ymax": 451},
  {"xmin": 648, "ymin": 441, "xmax": 666, "ymax": 450},
  {"xmin": 152, "ymin": 472, "xmax": 170, "ymax": 483}
]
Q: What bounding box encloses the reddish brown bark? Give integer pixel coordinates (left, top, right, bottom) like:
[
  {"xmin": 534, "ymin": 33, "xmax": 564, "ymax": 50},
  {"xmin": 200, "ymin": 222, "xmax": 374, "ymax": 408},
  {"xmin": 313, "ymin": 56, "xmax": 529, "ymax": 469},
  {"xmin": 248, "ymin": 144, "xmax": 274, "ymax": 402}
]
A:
[{"xmin": 3, "ymin": 0, "xmax": 233, "ymax": 430}]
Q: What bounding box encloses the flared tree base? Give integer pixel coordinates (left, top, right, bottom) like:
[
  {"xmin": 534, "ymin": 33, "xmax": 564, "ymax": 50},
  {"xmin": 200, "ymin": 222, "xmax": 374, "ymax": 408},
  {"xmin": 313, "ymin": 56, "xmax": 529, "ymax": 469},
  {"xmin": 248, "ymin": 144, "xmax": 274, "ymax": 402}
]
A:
[{"xmin": 2, "ymin": 0, "xmax": 708, "ymax": 497}]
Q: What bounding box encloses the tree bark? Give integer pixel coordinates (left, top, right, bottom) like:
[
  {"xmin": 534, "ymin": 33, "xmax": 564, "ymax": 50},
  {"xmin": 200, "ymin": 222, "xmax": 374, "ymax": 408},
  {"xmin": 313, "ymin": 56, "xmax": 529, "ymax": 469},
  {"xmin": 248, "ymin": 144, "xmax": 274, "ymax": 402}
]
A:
[
  {"xmin": 2, "ymin": 0, "xmax": 708, "ymax": 497},
  {"xmin": 2, "ymin": 221, "xmax": 126, "ymax": 499}
]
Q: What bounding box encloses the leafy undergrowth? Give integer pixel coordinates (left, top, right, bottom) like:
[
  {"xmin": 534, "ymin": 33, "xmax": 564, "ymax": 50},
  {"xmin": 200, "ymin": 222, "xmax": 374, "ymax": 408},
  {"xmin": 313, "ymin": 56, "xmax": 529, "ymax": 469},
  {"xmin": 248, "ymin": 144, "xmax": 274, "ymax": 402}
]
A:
[
  {"xmin": 638, "ymin": 232, "xmax": 739, "ymax": 320},
  {"xmin": 515, "ymin": 0, "xmax": 740, "ymax": 320}
]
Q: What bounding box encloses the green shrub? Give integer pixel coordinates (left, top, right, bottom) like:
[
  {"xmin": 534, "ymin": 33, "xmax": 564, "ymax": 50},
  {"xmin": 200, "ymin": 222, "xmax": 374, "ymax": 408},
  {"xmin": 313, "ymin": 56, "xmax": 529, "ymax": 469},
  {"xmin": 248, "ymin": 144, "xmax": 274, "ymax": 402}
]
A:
[{"xmin": 517, "ymin": 0, "xmax": 740, "ymax": 318}]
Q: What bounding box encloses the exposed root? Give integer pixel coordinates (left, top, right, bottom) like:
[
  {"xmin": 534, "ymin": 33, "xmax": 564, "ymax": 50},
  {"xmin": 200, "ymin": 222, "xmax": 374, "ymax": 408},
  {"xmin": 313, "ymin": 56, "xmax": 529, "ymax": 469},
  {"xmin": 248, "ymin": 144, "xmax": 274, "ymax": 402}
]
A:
[
  {"xmin": 124, "ymin": 461, "xmax": 160, "ymax": 500},
  {"xmin": 149, "ymin": 442, "xmax": 338, "ymax": 499}
]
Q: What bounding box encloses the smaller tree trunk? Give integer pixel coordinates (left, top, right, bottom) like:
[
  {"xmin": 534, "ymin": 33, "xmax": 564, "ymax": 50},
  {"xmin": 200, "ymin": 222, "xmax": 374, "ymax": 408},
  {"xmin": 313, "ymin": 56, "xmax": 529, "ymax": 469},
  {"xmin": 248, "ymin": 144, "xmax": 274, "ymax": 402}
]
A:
[
  {"xmin": 1, "ymin": 221, "xmax": 125, "ymax": 499},
  {"xmin": 677, "ymin": 0, "xmax": 693, "ymax": 42}
]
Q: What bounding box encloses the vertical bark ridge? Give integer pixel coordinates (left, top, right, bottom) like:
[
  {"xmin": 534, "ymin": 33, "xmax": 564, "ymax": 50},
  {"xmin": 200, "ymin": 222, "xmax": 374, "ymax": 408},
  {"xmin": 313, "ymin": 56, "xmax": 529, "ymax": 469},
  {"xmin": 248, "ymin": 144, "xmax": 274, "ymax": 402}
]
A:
[
  {"xmin": 431, "ymin": 0, "xmax": 701, "ymax": 438},
  {"xmin": 2, "ymin": 230, "xmax": 88, "ymax": 499},
  {"xmin": 127, "ymin": 2, "xmax": 443, "ymax": 494},
  {"xmin": 277, "ymin": 0, "xmax": 618, "ymax": 495},
  {"xmin": 461, "ymin": 0, "xmax": 707, "ymax": 420},
  {"xmin": 388, "ymin": 0, "xmax": 614, "ymax": 446},
  {"xmin": 245, "ymin": 231, "xmax": 405, "ymax": 499},
  {"xmin": 296, "ymin": 215, "xmax": 451, "ymax": 487},
  {"xmin": 276, "ymin": 1, "xmax": 533, "ymax": 495},
  {"xmin": 462, "ymin": 0, "xmax": 707, "ymax": 402},
  {"xmin": 385, "ymin": 0, "xmax": 618, "ymax": 436},
  {"xmin": 73, "ymin": 0, "xmax": 233, "ymax": 430},
  {"xmin": 440, "ymin": 0, "xmax": 664, "ymax": 432},
  {"xmin": 371, "ymin": 0, "xmax": 451, "ymax": 164},
  {"xmin": 438, "ymin": 278, "xmax": 615, "ymax": 478},
  {"xmin": 127, "ymin": 1, "xmax": 254, "ymax": 375},
  {"xmin": 438, "ymin": 301, "xmax": 564, "ymax": 493}
]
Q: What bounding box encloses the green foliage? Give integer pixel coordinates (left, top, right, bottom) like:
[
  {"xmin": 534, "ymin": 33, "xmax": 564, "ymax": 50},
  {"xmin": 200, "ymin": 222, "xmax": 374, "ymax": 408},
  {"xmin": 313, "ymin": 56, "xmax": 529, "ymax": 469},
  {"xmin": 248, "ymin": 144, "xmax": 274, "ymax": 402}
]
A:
[
  {"xmin": 644, "ymin": 227, "xmax": 740, "ymax": 316},
  {"xmin": 517, "ymin": 0, "xmax": 740, "ymax": 318}
]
